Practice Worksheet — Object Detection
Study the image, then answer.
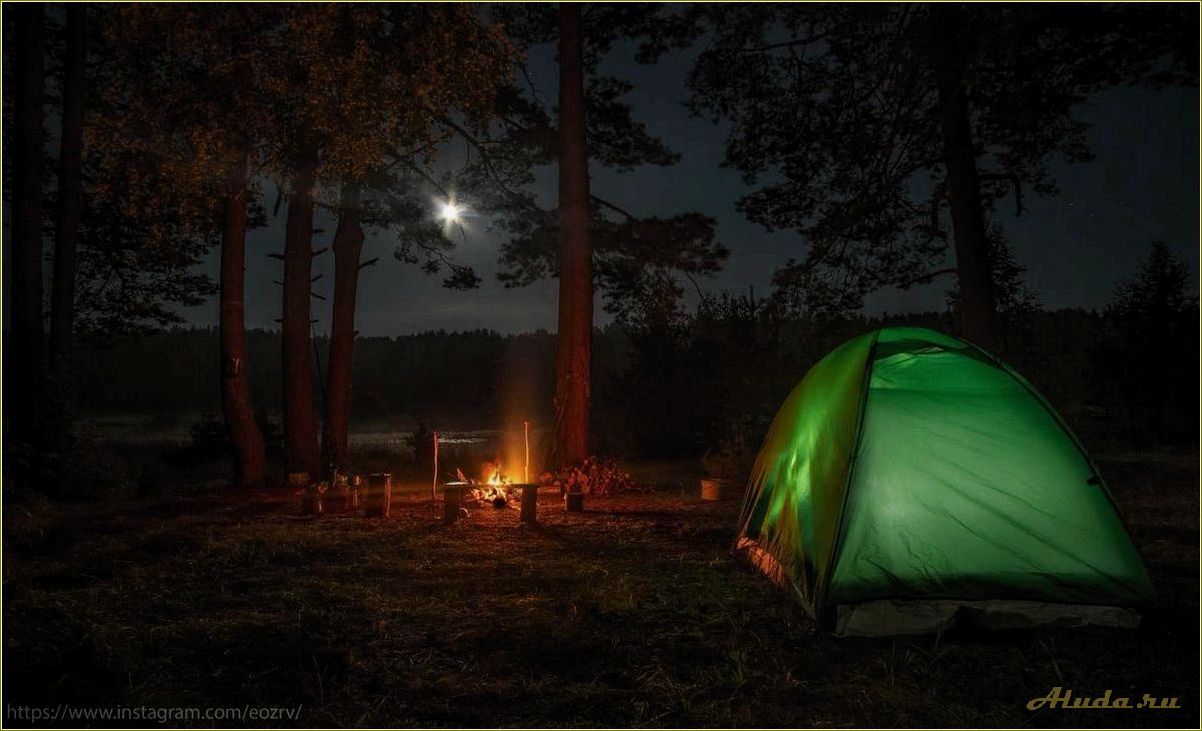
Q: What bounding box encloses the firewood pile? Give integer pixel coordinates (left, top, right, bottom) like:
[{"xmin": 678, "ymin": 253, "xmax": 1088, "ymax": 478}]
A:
[{"xmin": 547, "ymin": 456, "xmax": 636, "ymax": 496}]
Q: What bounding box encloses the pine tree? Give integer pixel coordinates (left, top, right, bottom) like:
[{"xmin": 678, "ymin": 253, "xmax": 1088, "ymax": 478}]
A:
[
  {"xmin": 680, "ymin": 3, "xmax": 1197, "ymax": 349},
  {"xmin": 1105, "ymin": 241, "xmax": 1197, "ymax": 442},
  {"xmin": 466, "ymin": 4, "xmax": 728, "ymax": 466}
]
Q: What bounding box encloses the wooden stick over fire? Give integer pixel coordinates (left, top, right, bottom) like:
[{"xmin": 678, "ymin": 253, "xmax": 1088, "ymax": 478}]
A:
[
  {"xmin": 523, "ymin": 420, "xmax": 530, "ymax": 484},
  {"xmin": 432, "ymin": 430, "xmax": 439, "ymax": 513}
]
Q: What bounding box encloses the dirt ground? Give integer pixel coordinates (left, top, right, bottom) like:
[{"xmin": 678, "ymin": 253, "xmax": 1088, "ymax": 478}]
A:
[{"xmin": 3, "ymin": 451, "xmax": 1198, "ymax": 728}]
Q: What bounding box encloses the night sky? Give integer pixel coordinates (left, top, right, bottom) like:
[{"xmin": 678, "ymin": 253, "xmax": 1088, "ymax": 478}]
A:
[{"xmin": 195, "ymin": 41, "xmax": 1200, "ymax": 336}]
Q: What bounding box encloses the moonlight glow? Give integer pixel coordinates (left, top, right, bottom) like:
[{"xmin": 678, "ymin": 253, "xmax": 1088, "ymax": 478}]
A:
[{"xmin": 439, "ymin": 201, "xmax": 462, "ymax": 223}]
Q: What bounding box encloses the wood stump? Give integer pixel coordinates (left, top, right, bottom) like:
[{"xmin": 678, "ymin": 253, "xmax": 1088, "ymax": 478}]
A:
[
  {"xmin": 518, "ymin": 484, "xmax": 538, "ymax": 523},
  {"xmin": 442, "ymin": 483, "xmax": 465, "ymax": 524},
  {"xmin": 364, "ymin": 473, "xmax": 392, "ymax": 517}
]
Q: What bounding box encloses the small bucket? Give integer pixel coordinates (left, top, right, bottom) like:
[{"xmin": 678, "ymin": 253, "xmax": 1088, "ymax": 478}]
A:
[
  {"xmin": 564, "ymin": 491, "xmax": 585, "ymax": 512},
  {"xmin": 700, "ymin": 478, "xmax": 736, "ymax": 501}
]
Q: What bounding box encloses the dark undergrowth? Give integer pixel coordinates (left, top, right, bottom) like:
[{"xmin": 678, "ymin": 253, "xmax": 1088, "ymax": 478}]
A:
[{"xmin": 2, "ymin": 451, "xmax": 1197, "ymax": 728}]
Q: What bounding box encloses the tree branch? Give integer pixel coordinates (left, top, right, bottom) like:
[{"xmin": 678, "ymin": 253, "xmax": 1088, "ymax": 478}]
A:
[
  {"xmin": 384, "ymin": 153, "xmax": 449, "ymax": 200},
  {"xmin": 979, "ymin": 172, "xmax": 1025, "ymax": 216},
  {"xmin": 427, "ymin": 110, "xmax": 529, "ymax": 205},
  {"xmin": 681, "ymin": 268, "xmax": 706, "ymax": 302},
  {"xmin": 740, "ymin": 32, "xmax": 830, "ymax": 55},
  {"xmin": 895, "ymin": 267, "xmax": 957, "ymax": 290},
  {"xmin": 432, "ymin": 109, "xmax": 640, "ymax": 227},
  {"xmin": 590, "ymin": 194, "xmax": 636, "ymax": 221}
]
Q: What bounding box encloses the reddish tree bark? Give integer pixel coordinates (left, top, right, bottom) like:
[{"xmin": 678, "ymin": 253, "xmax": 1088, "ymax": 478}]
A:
[
  {"xmin": 554, "ymin": 3, "xmax": 593, "ymax": 467},
  {"xmin": 322, "ymin": 184, "xmax": 365, "ymax": 471},
  {"xmin": 930, "ymin": 4, "xmax": 998, "ymax": 350},
  {"xmin": 220, "ymin": 153, "xmax": 267, "ymax": 488},
  {"xmin": 6, "ymin": 3, "xmax": 47, "ymax": 446},
  {"xmin": 282, "ymin": 136, "xmax": 321, "ymax": 478},
  {"xmin": 49, "ymin": 5, "xmax": 85, "ymax": 375}
]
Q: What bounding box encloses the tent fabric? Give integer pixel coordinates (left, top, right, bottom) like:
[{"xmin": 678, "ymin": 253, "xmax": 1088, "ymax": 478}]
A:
[
  {"xmin": 737, "ymin": 327, "xmax": 1153, "ymax": 635},
  {"xmin": 737, "ymin": 331, "xmax": 876, "ymax": 614},
  {"xmin": 835, "ymin": 599, "xmax": 1141, "ymax": 637}
]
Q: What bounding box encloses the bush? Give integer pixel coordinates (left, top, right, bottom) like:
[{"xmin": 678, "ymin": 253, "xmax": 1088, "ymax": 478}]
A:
[
  {"xmin": 187, "ymin": 412, "xmax": 228, "ymax": 461},
  {"xmin": 37, "ymin": 423, "xmax": 136, "ymax": 500},
  {"xmin": 184, "ymin": 410, "xmax": 283, "ymax": 464},
  {"xmin": 406, "ymin": 422, "xmax": 435, "ymax": 470}
]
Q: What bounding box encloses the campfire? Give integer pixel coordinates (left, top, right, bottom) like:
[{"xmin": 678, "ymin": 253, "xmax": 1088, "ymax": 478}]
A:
[
  {"xmin": 466, "ymin": 462, "xmax": 519, "ymax": 508},
  {"xmin": 432, "ymin": 423, "xmax": 540, "ymax": 524}
]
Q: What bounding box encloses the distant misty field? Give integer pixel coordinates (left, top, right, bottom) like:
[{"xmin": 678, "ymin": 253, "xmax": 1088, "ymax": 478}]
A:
[{"xmin": 82, "ymin": 413, "xmax": 502, "ymax": 447}]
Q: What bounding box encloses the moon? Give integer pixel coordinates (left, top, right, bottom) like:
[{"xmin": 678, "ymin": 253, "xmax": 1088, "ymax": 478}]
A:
[{"xmin": 439, "ymin": 201, "xmax": 461, "ymax": 223}]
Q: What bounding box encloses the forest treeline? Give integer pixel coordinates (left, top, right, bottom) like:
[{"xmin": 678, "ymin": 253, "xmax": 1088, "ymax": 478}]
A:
[
  {"xmin": 4, "ymin": 4, "xmax": 1196, "ymax": 495},
  {"xmin": 74, "ymin": 294, "xmax": 1198, "ymax": 459}
]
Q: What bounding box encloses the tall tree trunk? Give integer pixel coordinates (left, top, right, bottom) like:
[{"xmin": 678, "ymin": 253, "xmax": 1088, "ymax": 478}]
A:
[
  {"xmin": 49, "ymin": 5, "xmax": 85, "ymax": 376},
  {"xmin": 220, "ymin": 152, "xmax": 266, "ymax": 488},
  {"xmin": 322, "ymin": 183, "xmax": 364, "ymax": 471},
  {"xmin": 6, "ymin": 3, "xmax": 47, "ymax": 448},
  {"xmin": 930, "ymin": 4, "xmax": 998, "ymax": 351},
  {"xmin": 554, "ymin": 3, "xmax": 592, "ymax": 467},
  {"xmin": 282, "ymin": 136, "xmax": 321, "ymax": 479}
]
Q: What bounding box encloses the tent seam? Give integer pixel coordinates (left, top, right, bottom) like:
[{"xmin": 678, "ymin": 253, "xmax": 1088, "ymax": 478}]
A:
[{"xmin": 815, "ymin": 328, "xmax": 881, "ymax": 615}]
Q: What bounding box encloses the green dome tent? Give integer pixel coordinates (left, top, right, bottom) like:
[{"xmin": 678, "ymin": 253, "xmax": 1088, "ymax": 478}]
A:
[{"xmin": 736, "ymin": 327, "xmax": 1153, "ymax": 636}]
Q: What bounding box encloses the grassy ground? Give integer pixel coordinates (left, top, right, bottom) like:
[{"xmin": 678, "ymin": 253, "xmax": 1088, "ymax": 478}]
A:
[{"xmin": 3, "ymin": 451, "xmax": 1197, "ymax": 728}]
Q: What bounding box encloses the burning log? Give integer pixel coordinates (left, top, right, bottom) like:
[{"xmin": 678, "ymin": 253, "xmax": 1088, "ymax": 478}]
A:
[
  {"xmin": 466, "ymin": 460, "xmax": 522, "ymax": 509},
  {"xmin": 481, "ymin": 461, "xmax": 500, "ymax": 483},
  {"xmin": 471, "ymin": 482, "xmax": 515, "ymax": 509},
  {"xmin": 447, "ymin": 459, "xmax": 537, "ymax": 520}
]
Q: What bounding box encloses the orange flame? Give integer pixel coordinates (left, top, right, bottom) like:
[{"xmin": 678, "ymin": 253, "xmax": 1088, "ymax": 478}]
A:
[{"xmin": 468, "ymin": 461, "xmax": 514, "ymax": 505}]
